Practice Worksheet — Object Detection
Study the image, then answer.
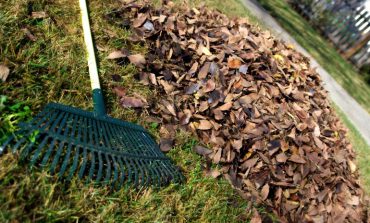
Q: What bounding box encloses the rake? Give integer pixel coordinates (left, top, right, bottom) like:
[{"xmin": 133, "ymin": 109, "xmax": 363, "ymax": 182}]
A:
[{"xmin": 0, "ymin": 0, "xmax": 183, "ymax": 188}]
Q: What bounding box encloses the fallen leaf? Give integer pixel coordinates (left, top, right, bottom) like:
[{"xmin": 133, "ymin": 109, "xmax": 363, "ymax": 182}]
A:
[
  {"xmin": 250, "ymin": 209, "xmax": 262, "ymax": 223},
  {"xmin": 113, "ymin": 86, "xmax": 126, "ymax": 97},
  {"xmin": 133, "ymin": 13, "xmax": 147, "ymax": 27},
  {"xmin": 111, "ymin": 74, "xmax": 123, "ymax": 82},
  {"xmin": 276, "ymin": 153, "xmax": 288, "ymax": 163},
  {"xmin": 162, "ymin": 100, "xmax": 177, "ymax": 116},
  {"xmin": 0, "ymin": 65, "xmax": 10, "ymax": 82},
  {"xmin": 107, "ymin": 50, "xmax": 127, "ymax": 59},
  {"xmin": 198, "ymin": 62, "xmax": 210, "ymax": 79},
  {"xmin": 197, "ymin": 44, "xmax": 212, "ymax": 56},
  {"xmin": 204, "ymin": 169, "xmax": 221, "ymax": 178},
  {"xmin": 22, "ymin": 28, "xmax": 37, "ymax": 41},
  {"xmin": 160, "ymin": 138, "xmax": 174, "ymax": 152},
  {"xmin": 239, "ymin": 64, "xmax": 248, "ymax": 74},
  {"xmin": 261, "ymin": 184, "xmax": 269, "ymax": 200},
  {"xmin": 217, "ymin": 102, "xmax": 233, "ymax": 111},
  {"xmin": 204, "ymin": 79, "xmax": 216, "ymax": 92},
  {"xmin": 128, "ymin": 54, "xmax": 146, "ymax": 67},
  {"xmin": 227, "ymin": 57, "xmax": 242, "ymax": 69},
  {"xmin": 193, "ymin": 145, "xmax": 212, "ymax": 156},
  {"xmin": 120, "ymin": 96, "xmax": 145, "ymax": 108},
  {"xmin": 198, "ymin": 120, "xmax": 213, "ymax": 130},
  {"xmin": 32, "ymin": 11, "xmax": 48, "ymax": 19},
  {"xmin": 289, "ymin": 154, "xmax": 306, "ymax": 164}
]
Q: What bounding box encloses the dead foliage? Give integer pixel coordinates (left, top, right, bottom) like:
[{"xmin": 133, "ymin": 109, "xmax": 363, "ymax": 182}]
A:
[{"xmin": 107, "ymin": 1, "xmax": 368, "ymax": 222}]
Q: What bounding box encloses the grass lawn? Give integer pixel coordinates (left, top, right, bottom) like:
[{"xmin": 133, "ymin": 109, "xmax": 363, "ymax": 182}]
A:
[
  {"xmin": 0, "ymin": 0, "xmax": 267, "ymax": 222},
  {"xmin": 257, "ymin": 0, "xmax": 370, "ymax": 113}
]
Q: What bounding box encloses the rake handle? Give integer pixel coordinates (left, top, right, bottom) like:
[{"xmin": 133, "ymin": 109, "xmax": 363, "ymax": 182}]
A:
[{"xmin": 79, "ymin": 0, "xmax": 106, "ymax": 116}]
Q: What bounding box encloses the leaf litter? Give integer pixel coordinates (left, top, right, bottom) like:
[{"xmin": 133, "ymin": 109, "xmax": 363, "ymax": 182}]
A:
[{"xmin": 107, "ymin": 1, "xmax": 368, "ymax": 222}]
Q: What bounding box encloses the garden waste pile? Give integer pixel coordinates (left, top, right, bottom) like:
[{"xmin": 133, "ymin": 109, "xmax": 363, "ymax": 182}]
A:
[{"xmin": 107, "ymin": 1, "xmax": 367, "ymax": 222}]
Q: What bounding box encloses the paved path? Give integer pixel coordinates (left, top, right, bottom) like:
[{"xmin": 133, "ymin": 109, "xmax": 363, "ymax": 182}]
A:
[{"xmin": 241, "ymin": 0, "xmax": 370, "ymax": 146}]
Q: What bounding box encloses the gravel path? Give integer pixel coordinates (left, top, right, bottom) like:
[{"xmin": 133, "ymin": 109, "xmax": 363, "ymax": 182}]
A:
[{"xmin": 241, "ymin": 0, "xmax": 370, "ymax": 146}]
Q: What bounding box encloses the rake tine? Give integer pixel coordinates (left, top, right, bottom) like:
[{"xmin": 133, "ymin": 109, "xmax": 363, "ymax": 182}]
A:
[
  {"xmin": 142, "ymin": 160, "xmax": 153, "ymax": 187},
  {"xmin": 87, "ymin": 117, "xmax": 95, "ymax": 146},
  {"xmin": 103, "ymin": 153, "xmax": 112, "ymax": 185},
  {"xmin": 111, "ymin": 155, "xmax": 119, "ymax": 187},
  {"xmin": 149, "ymin": 160, "xmax": 162, "ymax": 187},
  {"xmin": 0, "ymin": 135, "xmax": 14, "ymax": 155},
  {"xmin": 18, "ymin": 109, "xmax": 60, "ymax": 157},
  {"xmin": 117, "ymin": 157, "xmax": 126, "ymax": 187},
  {"xmin": 49, "ymin": 113, "xmax": 77, "ymax": 174},
  {"xmin": 41, "ymin": 112, "xmax": 71, "ymax": 166},
  {"xmin": 129, "ymin": 158, "xmax": 139, "ymax": 187},
  {"xmin": 156, "ymin": 161, "xmax": 169, "ymax": 186},
  {"xmin": 96, "ymin": 151, "xmax": 104, "ymax": 182},
  {"xmin": 78, "ymin": 147, "xmax": 88, "ymax": 179},
  {"xmin": 30, "ymin": 136, "xmax": 51, "ymax": 166},
  {"xmin": 67, "ymin": 145, "xmax": 80, "ymax": 181},
  {"xmin": 141, "ymin": 160, "xmax": 151, "ymax": 187},
  {"xmin": 124, "ymin": 157, "xmax": 133, "ymax": 185},
  {"xmin": 139, "ymin": 131, "xmax": 161, "ymax": 157},
  {"xmin": 112, "ymin": 125, "xmax": 136, "ymax": 155},
  {"xmin": 87, "ymin": 151, "xmax": 96, "ymax": 182},
  {"xmin": 49, "ymin": 142, "xmax": 66, "ymax": 174},
  {"xmin": 135, "ymin": 159, "xmax": 146, "ymax": 187},
  {"xmin": 100, "ymin": 121, "xmax": 111, "ymax": 148},
  {"xmin": 58, "ymin": 143, "xmax": 73, "ymax": 178}
]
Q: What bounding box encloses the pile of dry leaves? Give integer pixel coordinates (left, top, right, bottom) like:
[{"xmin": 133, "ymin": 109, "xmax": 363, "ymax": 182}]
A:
[{"xmin": 106, "ymin": 1, "xmax": 367, "ymax": 222}]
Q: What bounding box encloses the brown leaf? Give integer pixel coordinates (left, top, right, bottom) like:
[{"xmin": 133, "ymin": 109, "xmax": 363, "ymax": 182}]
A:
[
  {"xmin": 289, "ymin": 154, "xmax": 306, "ymax": 164},
  {"xmin": 133, "ymin": 13, "xmax": 147, "ymax": 27},
  {"xmin": 107, "ymin": 50, "xmax": 127, "ymax": 59},
  {"xmin": 0, "ymin": 65, "xmax": 10, "ymax": 82},
  {"xmin": 198, "ymin": 120, "xmax": 213, "ymax": 130},
  {"xmin": 22, "ymin": 28, "xmax": 37, "ymax": 41},
  {"xmin": 32, "ymin": 11, "xmax": 48, "ymax": 19},
  {"xmin": 162, "ymin": 100, "xmax": 176, "ymax": 116},
  {"xmin": 113, "ymin": 86, "xmax": 126, "ymax": 97},
  {"xmin": 198, "ymin": 62, "xmax": 210, "ymax": 79},
  {"xmin": 213, "ymin": 148, "xmax": 222, "ymax": 164},
  {"xmin": 213, "ymin": 109, "xmax": 224, "ymax": 120},
  {"xmin": 188, "ymin": 62, "xmax": 199, "ymax": 74},
  {"xmin": 204, "ymin": 169, "xmax": 221, "ymax": 178},
  {"xmin": 120, "ymin": 96, "xmax": 145, "ymax": 108},
  {"xmin": 193, "ymin": 145, "xmax": 212, "ymax": 157},
  {"xmin": 217, "ymin": 102, "xmax": 233, "ymax": 111},
  {"xmin": 276, "ymin": 153, "xmax": 288, "ymax": 163},
  {"xmin": 231, "ymin": 139, "xmax": 243, "ymax": 150},
  {"xmin": 204, "ymin": 79, "xmax": 216, "ymax": 93},
  {"xmin": 160, "ymin": 138, "xmax": 174, "ymax": 152},
  {"xmin": 250, "ymin": 209, "xmax": 262, "ymax": 223},
  {"xmin": 197, "ymin": 44, "xmax": 212, "ymax": 56},
  {"xmin": 179, "ymin": 109, "xmax": 192, "ymax": 125},
  {"xmin": 261, "ymin": 184, "xmax": 270, "ymax": 200},
  {"xmin": 149, "ymin": 73, "xmax": 158, "ymax": 85},
  {"xmin": 239, "ymin": 93, "xmax": 258, "ymax": 106},
  {"xmin": 227, "ymin": 57, "xmax": 242, "ymax": 69},
  {"xmin": 128, "ymin": 54, "xmax": 146, "ymax": 67}
]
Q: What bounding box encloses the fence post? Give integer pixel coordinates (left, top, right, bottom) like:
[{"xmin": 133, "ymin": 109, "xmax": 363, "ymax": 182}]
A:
[{"xmin": 343, "ymin": 32, "xmax": 370, "ymax": 59}]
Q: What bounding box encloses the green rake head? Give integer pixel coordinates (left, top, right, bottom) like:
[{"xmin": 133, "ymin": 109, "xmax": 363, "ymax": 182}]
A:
[{"xmin": 1, "ymin": 103, "xmax": 184, "ymax": 189}]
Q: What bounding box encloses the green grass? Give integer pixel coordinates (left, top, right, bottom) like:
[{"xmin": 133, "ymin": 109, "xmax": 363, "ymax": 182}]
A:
[
  {"xmin": 0, "ymin": 138, "xmax": 251, "ymax": 222},
  {"xmin": 257, "ymin": 0, "xmax": 370, "ymax": 113},
  {"xmin": 333, "ymin": 105, "xmax": 370, "ymax": 194},
  {"xmin": 0, "ymin": 0, "xmax": 264, "ymax": 222}
]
